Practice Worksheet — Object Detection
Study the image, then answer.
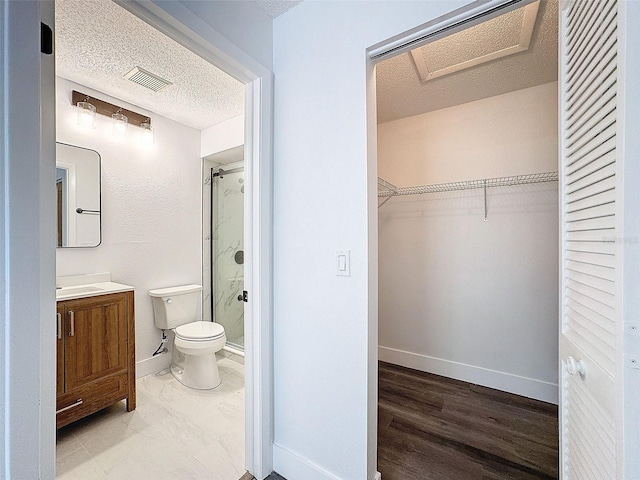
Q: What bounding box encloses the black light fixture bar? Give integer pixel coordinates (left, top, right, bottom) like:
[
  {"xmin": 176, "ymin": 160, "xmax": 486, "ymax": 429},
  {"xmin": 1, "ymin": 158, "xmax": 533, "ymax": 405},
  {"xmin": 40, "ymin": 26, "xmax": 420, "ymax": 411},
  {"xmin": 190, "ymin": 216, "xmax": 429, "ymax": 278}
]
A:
[{"xmin": 71, "ymin": 90, "xmax": 150, "ymax": 127}]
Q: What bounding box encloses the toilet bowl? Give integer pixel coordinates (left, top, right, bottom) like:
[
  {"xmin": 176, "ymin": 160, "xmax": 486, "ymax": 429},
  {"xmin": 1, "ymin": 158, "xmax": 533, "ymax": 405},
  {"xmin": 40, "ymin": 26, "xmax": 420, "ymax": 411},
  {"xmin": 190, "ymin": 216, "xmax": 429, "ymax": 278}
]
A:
[
  {"xmin": 149, "ymin": 285, "xmax": 227, "ymax": 390},
  {"xmin": 172, "ymin": 321, "xmax": 226, "ymax": 389}
]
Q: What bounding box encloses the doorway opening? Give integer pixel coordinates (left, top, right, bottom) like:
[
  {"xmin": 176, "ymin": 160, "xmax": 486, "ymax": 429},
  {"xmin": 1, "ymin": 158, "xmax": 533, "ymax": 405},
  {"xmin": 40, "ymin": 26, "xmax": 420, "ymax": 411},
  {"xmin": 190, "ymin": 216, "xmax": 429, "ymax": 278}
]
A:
[
  {"xmin": 52, "ymin": 0, "xmax": 273, "ymax": 478},
  {"xmin": 373, "ymin": 0, "xmax": 560, "ymax": 477}
]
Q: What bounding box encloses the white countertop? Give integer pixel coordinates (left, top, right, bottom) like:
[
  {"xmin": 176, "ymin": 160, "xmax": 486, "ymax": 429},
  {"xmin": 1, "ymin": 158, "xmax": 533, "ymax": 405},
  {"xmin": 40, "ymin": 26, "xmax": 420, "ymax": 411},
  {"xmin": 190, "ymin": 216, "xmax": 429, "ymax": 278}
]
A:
[{"xmin": 56, "ymin": 281, "xmax": 134, "ymax": 301}]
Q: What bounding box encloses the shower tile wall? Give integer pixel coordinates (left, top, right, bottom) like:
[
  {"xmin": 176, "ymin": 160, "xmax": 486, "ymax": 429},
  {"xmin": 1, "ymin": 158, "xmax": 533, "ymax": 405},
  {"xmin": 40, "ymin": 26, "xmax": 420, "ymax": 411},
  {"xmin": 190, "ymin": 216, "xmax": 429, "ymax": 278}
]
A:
[{"xmin": 203, "ymin": 160, "xmax": 244, "ymax": 349}]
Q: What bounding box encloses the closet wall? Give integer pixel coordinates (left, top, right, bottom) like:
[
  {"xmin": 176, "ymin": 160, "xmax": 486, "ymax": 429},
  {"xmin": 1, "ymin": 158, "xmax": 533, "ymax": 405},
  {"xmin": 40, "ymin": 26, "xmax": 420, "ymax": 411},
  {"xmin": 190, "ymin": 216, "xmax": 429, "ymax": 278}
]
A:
[{"xmin": 378, "ymin": 82, "xmax": 559, "ymax": 403}]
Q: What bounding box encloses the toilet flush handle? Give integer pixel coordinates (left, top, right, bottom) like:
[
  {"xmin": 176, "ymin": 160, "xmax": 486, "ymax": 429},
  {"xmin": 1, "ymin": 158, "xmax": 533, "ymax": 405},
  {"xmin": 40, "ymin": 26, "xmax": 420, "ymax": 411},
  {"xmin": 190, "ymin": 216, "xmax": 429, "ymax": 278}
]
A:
[{"xmin": 166, "ymin": 298, "xmax": 172, "ymax": 304}]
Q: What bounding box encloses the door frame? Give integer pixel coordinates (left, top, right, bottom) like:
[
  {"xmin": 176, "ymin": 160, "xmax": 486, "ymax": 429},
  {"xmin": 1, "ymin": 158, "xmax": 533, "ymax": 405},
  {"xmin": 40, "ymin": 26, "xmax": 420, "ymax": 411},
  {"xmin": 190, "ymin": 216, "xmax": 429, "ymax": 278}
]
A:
[
  {"xmin": 110, "ymin": 2, "xmax": 275, "ymax": 477},
  {"xmin": 366, "ymin": 0, "xmax": 557, "ymax": 477}
]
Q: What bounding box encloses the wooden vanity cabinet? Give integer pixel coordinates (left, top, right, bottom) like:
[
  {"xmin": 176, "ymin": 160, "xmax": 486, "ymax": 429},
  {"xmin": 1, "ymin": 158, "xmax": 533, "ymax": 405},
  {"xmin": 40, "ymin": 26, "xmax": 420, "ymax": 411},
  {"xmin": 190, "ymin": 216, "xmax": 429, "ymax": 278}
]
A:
[{"xmin": 56, "ymin": 291, "xmax": 136, "ymax": 428}]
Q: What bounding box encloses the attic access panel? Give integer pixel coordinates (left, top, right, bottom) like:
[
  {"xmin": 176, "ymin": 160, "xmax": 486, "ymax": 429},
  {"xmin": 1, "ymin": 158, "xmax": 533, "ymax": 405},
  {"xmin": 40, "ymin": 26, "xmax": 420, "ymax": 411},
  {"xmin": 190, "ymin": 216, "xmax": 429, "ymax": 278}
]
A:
[{"xmin": 410, "ymin": 0, "xmax": 540, "ymax": 82}]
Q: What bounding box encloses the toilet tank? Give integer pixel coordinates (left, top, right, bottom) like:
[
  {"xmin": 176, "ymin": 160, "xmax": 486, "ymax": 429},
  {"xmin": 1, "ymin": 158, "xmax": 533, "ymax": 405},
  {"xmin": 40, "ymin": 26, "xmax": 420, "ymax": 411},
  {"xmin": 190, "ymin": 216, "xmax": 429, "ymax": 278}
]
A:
[{"xmin": 148, "ymin": 284, "xmax": 203, "ymax": 329}]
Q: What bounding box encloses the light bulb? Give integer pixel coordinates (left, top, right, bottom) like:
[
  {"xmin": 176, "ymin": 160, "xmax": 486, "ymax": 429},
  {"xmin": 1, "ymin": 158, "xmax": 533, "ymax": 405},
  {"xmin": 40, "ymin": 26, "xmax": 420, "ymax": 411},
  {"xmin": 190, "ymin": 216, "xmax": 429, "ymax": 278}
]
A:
[
  {"xmin": 76, "ymin": 101, "xmax": 96, "ymax": 128},
  {"xmin": 140, "ymin": 120, "xmax": 154, "ymax": 146},
  {"xmin": 112, "ymin": 111, "xmax": 128, "ymax": 137}
]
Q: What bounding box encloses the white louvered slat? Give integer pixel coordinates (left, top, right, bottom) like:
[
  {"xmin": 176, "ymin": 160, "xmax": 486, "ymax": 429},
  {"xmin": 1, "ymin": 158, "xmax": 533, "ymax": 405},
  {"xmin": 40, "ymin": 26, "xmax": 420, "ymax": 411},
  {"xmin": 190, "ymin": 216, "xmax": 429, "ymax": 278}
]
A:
[
  {"xmin": 567, "ymin": 32, "xmax": 616, "ymax": 106},
  {"xmin": 567, "ymin": 188, "xmax": 616, "ymax": 212},
  {"xmin": 566, "ymin": 279, "xmax": 615, "ymax": 308},
  {"xmin": 566, "ymin": 304, "xmax": 615, "ymax": 347},
  {"xmin": 568, "ymin": 84, "xmax": 616, "ymax": 146},
  {"xmin": 566, "ymin": 6, "xmax": 616, "ymax": 88},
  {"xmin": 566, "ymin": 0, "xmax": 610, "ymax": 64},
  {"xmin": 566, "ymin": 279, "xmax": 615, "ymax": 310},
  {"xmin": 567, "ymin": 35, "xmax": 617, "ymax": 109},
  {"xmin": 564, "ymin": 373, "xmax": 616, "ymax": 480},
  {"xmin": 566, "ymin": 305, "xmax": 615, "ymax": 348},
  {"xmin": 565, "ymin": 229, "xmax": 615, "ymax": 243},
  {"xmin": 566, "ymin": 2, "xmax": 616, "ymax": 87},
  {"xmin": 567, "ymin": 139, "xmax": 616, "ymax": 180},
  {"xmin": 566, "ymin": 239, "xmax": 615, "ymax": 256},
  {"xmin": 572, "ymin": 377, "xmax": 616, "ymax": 449},
  {"xmin": 567, "ymin": 106, "xmax": 616, "ymax": 153},
  {"xmin": 566, "ymin": 71, "xmax": 616, "ymax": 135},
  {"xmin": 566, "ymin": 268, "xmax": 615, "ymax": 294},
  {"xmin": 567, "ymin": 180, "xmax": 615, "ymax": 206},
  {"xmin": 565, "ymin": 202, "xmax": 615, "ymax": 223},
  {"xmin": 566, "ymin": 215, "xmax": 616, "ymax": 232},
  {"xmin": 564, "ymin": 326, "xmax": 614, "ymax": 376},
  {"xmin": 566, "ymin": 161, "xmax": 616, "ymax": 195},
  {"xmin": 566, "ymin": 285, "xmax": 615, "ymax": 321},
  {"xmin": 567, "ymin": 305, "xmax": 615, "ymax": 350},
  {"xmin": 566, "ymin": 259, "xmax": 615, "ymax": 282},
  {"xmin": 567, "ymin": 122, "xmax": 616, "ymax": 159}
]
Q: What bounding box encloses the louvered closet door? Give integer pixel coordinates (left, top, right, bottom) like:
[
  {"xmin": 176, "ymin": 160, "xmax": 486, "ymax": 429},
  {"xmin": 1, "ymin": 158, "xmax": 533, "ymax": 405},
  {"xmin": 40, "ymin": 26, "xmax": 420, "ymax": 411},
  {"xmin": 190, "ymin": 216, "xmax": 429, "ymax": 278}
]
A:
[{"xmin": 560, "ymin": 0, "xmax": 621, "ymax": 478}]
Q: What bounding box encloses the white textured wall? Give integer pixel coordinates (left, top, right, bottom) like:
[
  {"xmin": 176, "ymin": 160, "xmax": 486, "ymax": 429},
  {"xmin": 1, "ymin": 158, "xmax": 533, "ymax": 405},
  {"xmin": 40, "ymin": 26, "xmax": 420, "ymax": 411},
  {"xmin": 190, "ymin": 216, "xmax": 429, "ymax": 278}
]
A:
[
  {"xmin": 378, "ymin": 82, "xmax": 559, "ymax": 185},
  {"xmin": 55, "ymin": 77, "xmax": 202, "ymax": 377},
  {"xmin": 273, "ymin": 2, "xmax": 469, "ymax": 479},
  {"xmin": 378, "ymin": 84, "xmax": 559, "ymax": 403},
  {"xmin": 169, "ymin": 0, "xmax": 273, "ymax": 70},
  {"xmin": 201, "ymin": 114, "xmax": 244, "ymax": 158}
]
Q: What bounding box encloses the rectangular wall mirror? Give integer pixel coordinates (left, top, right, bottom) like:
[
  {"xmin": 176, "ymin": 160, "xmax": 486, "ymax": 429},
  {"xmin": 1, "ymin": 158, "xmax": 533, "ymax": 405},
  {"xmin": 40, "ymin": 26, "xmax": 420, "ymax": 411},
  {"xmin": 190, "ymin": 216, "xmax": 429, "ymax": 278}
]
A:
[{"xmin": 56, "ymin": 142, "xmax": 101, "ymax": 248}]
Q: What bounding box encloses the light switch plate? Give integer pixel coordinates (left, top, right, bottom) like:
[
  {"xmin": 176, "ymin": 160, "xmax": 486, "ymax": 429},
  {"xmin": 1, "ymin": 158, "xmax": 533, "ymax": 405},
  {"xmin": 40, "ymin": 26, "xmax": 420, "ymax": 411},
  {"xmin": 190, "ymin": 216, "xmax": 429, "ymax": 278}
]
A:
[{"xmin": 336, "ymin": 250, "xmax": 350, "ymax": 276}]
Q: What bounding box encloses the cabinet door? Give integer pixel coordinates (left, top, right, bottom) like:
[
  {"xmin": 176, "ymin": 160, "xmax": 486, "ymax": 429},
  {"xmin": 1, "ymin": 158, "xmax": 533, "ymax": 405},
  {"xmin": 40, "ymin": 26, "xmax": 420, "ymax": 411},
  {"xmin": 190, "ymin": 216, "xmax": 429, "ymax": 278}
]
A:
[
  {"xmin": 56, "ymin": 304, "xmax": 65, "ymax": 396},
  {"xmin": 64, "ymin": 294, "xmax": 128, "ymax": 391}
]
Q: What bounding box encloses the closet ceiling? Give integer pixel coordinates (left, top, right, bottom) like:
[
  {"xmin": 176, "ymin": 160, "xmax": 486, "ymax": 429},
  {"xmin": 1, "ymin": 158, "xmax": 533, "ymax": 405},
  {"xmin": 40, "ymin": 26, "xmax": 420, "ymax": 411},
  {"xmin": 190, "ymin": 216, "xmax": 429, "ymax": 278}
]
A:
[
  {"xmin": 55, "ymin": 0, "xmax": 246, "ymax": 131},
  {"xmin": 376, "ymin": 0, "xmax": 558, "ymax": 124}
]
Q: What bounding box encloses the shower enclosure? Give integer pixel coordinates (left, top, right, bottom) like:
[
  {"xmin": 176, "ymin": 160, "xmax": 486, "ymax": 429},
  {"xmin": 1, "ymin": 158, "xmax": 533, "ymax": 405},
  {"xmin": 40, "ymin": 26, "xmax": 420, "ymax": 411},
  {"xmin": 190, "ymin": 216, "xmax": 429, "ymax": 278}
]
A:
[{"xmin": 203, "ymin": 158, "xmax": 245, "ymax": 352}]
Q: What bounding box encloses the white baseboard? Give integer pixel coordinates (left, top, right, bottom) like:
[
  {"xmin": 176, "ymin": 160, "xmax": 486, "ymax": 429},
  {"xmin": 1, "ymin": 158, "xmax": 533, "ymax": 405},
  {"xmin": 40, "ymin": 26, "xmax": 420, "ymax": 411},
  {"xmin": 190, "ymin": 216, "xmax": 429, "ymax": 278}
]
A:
[
  {"xmin": 379, "ymin": 346, "xmax": 558, "ymax": 404},
  {"xmin": 273, "ymin": 444, "xmax": 342, "ymax": 480},
  {"xmin": 136, "ymin": 353, "xmax": 171, "ymax": 379}
]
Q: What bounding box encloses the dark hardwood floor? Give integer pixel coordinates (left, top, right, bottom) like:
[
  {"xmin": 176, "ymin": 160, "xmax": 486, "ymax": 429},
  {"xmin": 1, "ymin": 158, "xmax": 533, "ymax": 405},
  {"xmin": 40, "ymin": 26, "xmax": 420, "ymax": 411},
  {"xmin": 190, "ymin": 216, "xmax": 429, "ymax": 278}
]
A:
[{"xmin": 378, "ymin": 361, "xmax": 559, "ymax": 480}]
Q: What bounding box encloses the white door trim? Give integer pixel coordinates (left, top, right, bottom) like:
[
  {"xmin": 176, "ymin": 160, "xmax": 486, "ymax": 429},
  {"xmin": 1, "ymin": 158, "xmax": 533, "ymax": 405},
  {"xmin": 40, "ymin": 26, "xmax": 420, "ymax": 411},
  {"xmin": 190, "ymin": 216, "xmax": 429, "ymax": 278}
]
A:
[
  {"xmin": 2, "ymin": 1, "xmax": 57, "ymax": 478},
  {"xmin": 90, "ymin": 1, "xmax": 275, "ymax": 477}
]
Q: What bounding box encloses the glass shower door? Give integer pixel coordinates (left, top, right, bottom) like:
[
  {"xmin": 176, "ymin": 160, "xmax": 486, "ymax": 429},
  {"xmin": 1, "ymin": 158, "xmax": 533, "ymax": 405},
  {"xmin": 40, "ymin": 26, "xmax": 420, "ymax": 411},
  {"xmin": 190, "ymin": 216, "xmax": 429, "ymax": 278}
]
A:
[{"xmin": 211, "ymin": 167, "xmax": 244, "ymax": 350}]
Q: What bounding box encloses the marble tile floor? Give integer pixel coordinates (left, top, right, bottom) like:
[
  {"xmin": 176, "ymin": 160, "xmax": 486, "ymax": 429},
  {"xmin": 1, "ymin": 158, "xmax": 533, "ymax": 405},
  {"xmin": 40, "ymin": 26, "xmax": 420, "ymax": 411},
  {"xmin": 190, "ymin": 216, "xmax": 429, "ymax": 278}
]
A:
[{"xmin": 56, "ymin": 356, "xmax": 245, "ymax": 480}]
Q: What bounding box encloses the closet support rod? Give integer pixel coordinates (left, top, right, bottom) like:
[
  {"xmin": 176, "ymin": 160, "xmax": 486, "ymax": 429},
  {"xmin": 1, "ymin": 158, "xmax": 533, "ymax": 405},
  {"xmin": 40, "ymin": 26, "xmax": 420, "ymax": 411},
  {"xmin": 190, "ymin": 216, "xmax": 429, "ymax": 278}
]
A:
[
  {"xmin": 378, "ymin": 196, "xmax": 394, "ymax": 209},
  {"xmin": 483, "ymin": 180, "xmax": 488, "ymax": 222}
]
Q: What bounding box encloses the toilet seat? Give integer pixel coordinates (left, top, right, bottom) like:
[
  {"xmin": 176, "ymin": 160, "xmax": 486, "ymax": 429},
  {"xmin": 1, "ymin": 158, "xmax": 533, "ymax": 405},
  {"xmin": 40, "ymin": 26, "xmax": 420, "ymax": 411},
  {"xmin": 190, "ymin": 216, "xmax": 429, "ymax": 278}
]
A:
[{"xmin": 175, "ymin": 321, "xmax": 225, "ymax": 341}]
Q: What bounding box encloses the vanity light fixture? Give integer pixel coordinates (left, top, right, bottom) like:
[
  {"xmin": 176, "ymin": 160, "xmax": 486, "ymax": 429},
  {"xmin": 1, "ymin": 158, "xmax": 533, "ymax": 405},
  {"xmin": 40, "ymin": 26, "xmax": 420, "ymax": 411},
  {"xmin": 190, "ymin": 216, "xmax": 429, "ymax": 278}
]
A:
[
  {"xmin": 71, "ymin": 90, "xmax": 151, "ymax": 130},
  {"xmin": 140, "ymin": 119, "xmax": 154, "ymax": 146},
  {"xmin": 76, "ymin": 97, "xmax": 96, "ymax": 129},
  {"xmin": 112, "ymin": 109, "xmax": 128, "ymax": 137}
]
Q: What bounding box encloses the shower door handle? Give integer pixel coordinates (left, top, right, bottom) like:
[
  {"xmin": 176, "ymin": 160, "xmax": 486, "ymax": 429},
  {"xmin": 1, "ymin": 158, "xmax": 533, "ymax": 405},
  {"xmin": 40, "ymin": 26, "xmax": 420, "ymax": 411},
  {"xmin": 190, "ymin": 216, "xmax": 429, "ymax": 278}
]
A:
[{"xmin": 237, "ymin": 291, "xmax": 248, "ymax": 303}]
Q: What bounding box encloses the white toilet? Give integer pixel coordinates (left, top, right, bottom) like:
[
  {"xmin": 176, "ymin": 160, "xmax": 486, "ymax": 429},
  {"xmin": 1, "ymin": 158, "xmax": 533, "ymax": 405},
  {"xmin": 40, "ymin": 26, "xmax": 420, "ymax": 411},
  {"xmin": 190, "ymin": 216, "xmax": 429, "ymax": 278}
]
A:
[{"xmin": 149, "ymin": 284, "xmax": 226, "ymax": 390}]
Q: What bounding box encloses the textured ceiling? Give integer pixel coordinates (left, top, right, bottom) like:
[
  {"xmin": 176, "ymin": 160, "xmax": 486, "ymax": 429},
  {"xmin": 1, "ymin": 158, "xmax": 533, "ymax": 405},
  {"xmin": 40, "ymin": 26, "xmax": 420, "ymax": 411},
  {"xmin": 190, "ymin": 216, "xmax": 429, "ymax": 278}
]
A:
[
  {"xmin": 376, "ymin": 0, "xmax": 558, "ymax": 123},
  {"xmin": 55, "ymin": 0, "xmax": 245, "ymax": 130},
  {"xmin": 254, "ymin": 0, "xmax": 303, "ymax": 18}
]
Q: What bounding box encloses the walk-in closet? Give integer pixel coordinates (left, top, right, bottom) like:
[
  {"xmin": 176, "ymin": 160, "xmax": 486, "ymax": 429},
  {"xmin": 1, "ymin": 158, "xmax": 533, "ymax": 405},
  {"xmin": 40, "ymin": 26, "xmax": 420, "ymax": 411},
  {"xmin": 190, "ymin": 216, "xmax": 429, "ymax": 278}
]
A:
[{"xmin": 376, "ymin": 1, "xmax": 560, "ymax": 478}]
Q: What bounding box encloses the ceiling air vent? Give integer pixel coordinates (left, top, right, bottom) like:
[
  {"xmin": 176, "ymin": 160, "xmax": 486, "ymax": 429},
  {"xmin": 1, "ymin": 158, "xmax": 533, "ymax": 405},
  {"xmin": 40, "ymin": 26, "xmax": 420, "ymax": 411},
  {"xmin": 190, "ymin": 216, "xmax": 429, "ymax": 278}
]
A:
[{"xmin": 123, "ymin": 66, "xmax": 172, "ymax": 92}]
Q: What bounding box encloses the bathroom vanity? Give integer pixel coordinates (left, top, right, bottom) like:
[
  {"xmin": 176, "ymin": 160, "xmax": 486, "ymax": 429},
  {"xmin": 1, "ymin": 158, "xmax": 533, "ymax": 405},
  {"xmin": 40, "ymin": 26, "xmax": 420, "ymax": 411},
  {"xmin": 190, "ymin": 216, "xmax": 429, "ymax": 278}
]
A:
[{"xmin": 56, "ymin": 277, "xmax": 135, "ymax": 428}]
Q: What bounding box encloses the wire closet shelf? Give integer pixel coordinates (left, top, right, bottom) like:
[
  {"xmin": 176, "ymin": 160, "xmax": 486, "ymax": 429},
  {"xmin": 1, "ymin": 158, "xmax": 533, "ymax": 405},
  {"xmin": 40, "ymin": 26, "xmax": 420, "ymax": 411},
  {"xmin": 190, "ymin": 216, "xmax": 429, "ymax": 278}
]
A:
[
  {"xmin": 377, "ymin": 171, "xmax": 558, "ymax": 219},
  {"xmin": 378, "ymin": 171, "xmax": 558, "ymax": 198}
]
